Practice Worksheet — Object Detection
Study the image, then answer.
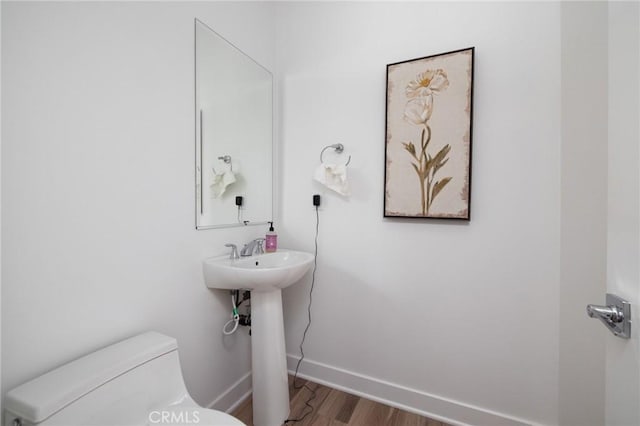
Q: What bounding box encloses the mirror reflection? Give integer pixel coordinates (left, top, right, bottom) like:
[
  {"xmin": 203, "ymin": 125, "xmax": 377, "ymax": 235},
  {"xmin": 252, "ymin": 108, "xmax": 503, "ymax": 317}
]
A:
[{"xmin": 195, "ymin": 19, "xmax": 273, "ymax": 229}]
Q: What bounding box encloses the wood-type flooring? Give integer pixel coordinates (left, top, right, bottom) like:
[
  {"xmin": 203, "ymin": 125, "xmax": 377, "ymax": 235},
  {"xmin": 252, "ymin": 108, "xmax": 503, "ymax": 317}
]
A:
[{"xmin": 232, "ymin": 376, "xmax": 452, "ymax": 426}]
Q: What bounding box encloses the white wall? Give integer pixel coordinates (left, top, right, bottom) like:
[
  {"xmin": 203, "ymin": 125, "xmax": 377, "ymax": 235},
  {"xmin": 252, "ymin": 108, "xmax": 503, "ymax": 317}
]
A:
[
  {"xmin": 558, "ymin": 3, "xmax": 607, "ymax": 426},
  {"xmin": 277, "ymin": 2, "xmax": 561, "ymax": 425},
  {"xmin": 606, "ymin": 2, "xmax": 640, "ymax": 424},
  {"xmin": 0, "ymin": 0, "xmax": 3, "ymax": 416},
  {"xmin": 1, "ymin": 1, "xmax": 275, "ymax": 410},
  {"xmin": 3, "ymin": 3, "xmax": 627, "ymax": 425}
]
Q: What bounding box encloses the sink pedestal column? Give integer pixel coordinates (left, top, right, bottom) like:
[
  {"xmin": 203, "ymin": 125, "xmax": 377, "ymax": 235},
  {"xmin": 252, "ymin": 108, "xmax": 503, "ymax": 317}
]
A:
[{"xmin": 250, "ymin": 289, "xmax": 290, "ymax": 426}]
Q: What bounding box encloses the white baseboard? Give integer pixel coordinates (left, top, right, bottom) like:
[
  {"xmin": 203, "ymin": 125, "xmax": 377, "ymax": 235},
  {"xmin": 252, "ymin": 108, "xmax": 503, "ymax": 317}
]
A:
[
  {"xmin": 207, "ymin": 371, "xmax": 252, "ymax": 414},
  {"xmin": 286, "ymin": 354, "xmax": 537, "ymax": 426}
]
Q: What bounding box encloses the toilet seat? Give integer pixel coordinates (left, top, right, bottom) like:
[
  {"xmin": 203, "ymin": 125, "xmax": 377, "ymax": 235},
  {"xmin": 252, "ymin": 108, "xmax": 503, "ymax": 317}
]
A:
[{"xmin": 147, "ymin": 403, "xmax": 245, "ymax": 426}]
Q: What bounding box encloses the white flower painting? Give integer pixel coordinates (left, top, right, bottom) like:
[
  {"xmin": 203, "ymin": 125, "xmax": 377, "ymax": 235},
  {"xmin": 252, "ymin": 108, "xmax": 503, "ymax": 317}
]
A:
[{"xmin": 384, "ymin": 48, "xmax": 474, "ymax": 220}]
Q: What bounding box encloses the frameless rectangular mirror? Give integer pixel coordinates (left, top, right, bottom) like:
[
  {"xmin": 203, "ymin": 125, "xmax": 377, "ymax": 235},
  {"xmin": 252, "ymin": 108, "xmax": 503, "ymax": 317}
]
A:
[{"xmin": 195, "ymin": 19, "xmax": 273, "ymax": 229}]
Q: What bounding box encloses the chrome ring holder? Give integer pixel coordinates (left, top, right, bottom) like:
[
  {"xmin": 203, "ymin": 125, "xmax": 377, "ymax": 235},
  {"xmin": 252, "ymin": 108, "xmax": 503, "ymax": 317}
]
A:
[
  {"xmin": 217, "ymin": 155, "xmax": 233, "ymax": 171},
  {"xmin": 320, "ymin": 143, "xmax": 351, "ymax": 166},
  {"xmin": 213, "ymin": 155, "xmax": 233, "ymax": 175}
]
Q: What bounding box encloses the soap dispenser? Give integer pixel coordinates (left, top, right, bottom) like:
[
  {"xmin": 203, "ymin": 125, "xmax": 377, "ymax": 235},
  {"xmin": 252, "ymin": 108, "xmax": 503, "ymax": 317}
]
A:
[{"xmin": 265, "ymin": 222, "xmax": 277, "ymax": 253}]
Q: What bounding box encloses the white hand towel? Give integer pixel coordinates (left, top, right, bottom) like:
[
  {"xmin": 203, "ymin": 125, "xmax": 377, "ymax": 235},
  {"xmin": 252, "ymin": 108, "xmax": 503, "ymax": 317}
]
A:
[
  {"xmin": 210, "ymin": 170, "xmax": 236, "ymax": 198},
  {"xmin": 314, "ymin": 163, "xmax": 350, "ymax": 196}
]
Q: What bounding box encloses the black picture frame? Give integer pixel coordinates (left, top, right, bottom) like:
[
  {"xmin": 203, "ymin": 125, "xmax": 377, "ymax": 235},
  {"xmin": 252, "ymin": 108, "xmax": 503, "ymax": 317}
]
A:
[{"xmin": 384, "ymin": 47, "xmax": 474, "ymax": 221}]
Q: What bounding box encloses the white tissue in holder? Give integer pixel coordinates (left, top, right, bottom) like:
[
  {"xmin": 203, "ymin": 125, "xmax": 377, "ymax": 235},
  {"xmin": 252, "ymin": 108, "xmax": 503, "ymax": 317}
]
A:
[
  {"xmin": 210, "ymin": 170, "xmax": 236, "ymax": 198},
  {"xmin": 314, "ymin": 163, "xmax": 350, "ymax": 196}
]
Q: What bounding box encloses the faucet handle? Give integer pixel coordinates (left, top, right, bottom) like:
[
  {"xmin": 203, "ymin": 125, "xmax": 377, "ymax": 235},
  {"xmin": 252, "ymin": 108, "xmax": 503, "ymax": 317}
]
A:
[
  {"xmin": 255, "ymin": 238, "xmax": 265, "ymax": 255},
  {"xmin": 224, "ymin": 243, "xmax": 239, "ymax": 260}
]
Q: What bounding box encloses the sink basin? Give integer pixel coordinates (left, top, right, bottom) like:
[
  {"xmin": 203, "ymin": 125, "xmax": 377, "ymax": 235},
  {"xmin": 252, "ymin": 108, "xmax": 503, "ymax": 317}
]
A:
[{"xmin": 202, "ymin": 249, "xmax": 314, "ymax": 292}]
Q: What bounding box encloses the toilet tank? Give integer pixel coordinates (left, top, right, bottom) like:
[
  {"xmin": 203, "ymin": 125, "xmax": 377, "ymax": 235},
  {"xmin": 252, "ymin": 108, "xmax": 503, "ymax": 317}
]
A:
[{"xmin": 5, "ymin": 332, "xmax": 193, "ymax": 426}]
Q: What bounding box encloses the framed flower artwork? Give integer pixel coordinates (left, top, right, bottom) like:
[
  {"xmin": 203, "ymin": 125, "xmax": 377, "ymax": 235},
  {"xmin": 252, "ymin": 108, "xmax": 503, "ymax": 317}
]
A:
[{"xmin": 384, "ymin": 47, "xmax": 474, "ymax": 220}]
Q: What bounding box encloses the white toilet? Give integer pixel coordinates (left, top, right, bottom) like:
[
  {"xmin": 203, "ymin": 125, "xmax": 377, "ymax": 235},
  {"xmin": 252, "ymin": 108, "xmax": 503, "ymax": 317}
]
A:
[{"xmin": 4, "ymin": 332, "xmax": 246, "ymax": 426}]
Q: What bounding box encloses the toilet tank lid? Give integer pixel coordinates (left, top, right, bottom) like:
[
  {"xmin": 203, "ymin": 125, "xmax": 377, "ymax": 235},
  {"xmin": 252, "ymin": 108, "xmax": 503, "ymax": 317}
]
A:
[{"xmin": 5, "ymin": 331, "xmax": 178, "ymax": 423}]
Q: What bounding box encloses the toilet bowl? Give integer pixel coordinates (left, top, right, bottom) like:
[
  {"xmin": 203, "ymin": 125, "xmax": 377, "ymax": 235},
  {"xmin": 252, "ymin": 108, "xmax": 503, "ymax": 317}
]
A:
[{"xmin": 4, "ymin": 332, "xmax": 246, "ymax": 426}]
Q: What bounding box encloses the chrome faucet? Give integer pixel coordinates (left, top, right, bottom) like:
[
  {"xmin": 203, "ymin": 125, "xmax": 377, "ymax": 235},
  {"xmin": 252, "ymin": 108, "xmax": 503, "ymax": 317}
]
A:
[
  {"xmin": 240, "ymin": 238, "xmax": 265, "ymax": 256},
  {"xmin": 225, "ymin": 243, "xmax": 239, "ymax": 260}
]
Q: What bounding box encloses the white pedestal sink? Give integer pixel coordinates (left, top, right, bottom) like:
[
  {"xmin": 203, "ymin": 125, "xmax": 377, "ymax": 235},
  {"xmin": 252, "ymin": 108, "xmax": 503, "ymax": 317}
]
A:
[{"xmin": 202, "ymin": 249, "xmax": 314, "ymax": 426}]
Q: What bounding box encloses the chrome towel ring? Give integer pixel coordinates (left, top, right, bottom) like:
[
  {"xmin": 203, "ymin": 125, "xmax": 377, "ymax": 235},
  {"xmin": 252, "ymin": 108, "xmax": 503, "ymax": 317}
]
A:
[
  {"xmin": 320, "ymin": 143, "xmax": 351, "ymax": 166},
  {"xmin": 217, "ymin": 155, "xmax": 233, "ymax": 171}
]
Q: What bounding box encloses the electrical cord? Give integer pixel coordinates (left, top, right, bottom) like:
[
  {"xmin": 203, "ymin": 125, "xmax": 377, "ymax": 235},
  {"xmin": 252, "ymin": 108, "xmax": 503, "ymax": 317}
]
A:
[{"xmin": 284, "ymin": 205, "xmax": 319, "ymax": 424}]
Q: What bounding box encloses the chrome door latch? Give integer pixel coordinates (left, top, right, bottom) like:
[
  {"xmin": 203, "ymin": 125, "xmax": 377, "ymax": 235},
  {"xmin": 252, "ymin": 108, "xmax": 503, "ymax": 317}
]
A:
[{"xmin": 587, "ymin": 293, "xmax": 631, "ymax": 339}]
